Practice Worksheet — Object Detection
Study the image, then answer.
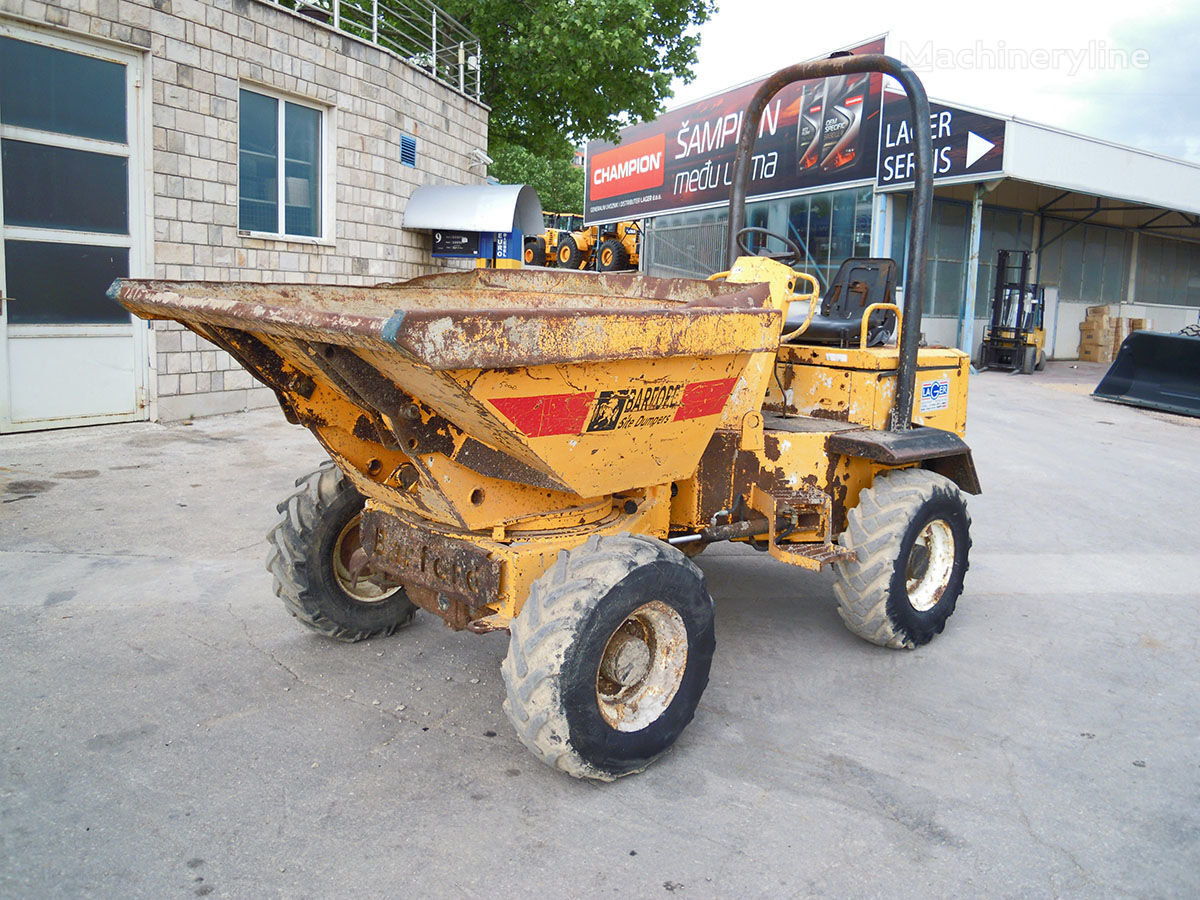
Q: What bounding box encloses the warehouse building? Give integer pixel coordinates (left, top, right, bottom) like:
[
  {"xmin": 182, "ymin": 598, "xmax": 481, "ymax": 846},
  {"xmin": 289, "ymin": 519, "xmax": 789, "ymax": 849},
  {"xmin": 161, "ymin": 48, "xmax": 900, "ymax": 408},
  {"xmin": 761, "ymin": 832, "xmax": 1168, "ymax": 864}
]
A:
[
  {"xmin": 584, "ymin": 39, "xmax": 1200, "ymax": 360},
  {"xmin": 0, "ymin": 0, "xmax": 488, "ymax": 432}
]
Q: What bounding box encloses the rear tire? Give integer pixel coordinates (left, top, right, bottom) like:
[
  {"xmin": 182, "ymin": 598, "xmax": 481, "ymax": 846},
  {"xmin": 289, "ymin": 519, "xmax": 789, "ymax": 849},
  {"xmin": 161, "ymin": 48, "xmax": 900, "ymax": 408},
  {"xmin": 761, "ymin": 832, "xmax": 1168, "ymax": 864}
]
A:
[
  {"xmin": 523, "ymin": 237, "xmax": 546, "ymax": 267},
  {"xmin": 832, "ymin": 469, "xmax": 971, "ymax": 649},
  {"xmin": 501, "ymin": 534, "xmax": 715, "ymax": 781},
  {"xmin": 267, "ymin": 462, "xmax": 416, "ymax": 642},
  {"xmin": 557, "ymin": 234, "xmax": 585, "ymax": 269},
  {"xmin": 596, "ymin": 239, "xmax": 630, "ymax": 272}
]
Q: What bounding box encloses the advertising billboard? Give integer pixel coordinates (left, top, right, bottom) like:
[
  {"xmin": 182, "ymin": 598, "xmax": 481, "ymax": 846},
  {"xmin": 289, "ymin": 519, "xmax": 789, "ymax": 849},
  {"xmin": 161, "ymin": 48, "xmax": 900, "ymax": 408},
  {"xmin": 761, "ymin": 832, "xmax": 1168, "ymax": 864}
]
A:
[
  {"xmin": 584, "ymin": 38, "xmax": 886, "ymax": 225},
  {"xmin": 877, "ymin": 92, "xmax": 1006, "ymax": 188}
]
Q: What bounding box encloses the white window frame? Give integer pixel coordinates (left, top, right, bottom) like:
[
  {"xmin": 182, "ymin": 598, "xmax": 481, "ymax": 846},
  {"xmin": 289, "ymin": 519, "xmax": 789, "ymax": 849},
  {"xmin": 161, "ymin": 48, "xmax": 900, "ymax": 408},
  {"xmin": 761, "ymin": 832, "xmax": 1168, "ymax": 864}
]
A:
[{"xmin": 237, "ymin": 84, "xmax": 335, "ymax": 244}]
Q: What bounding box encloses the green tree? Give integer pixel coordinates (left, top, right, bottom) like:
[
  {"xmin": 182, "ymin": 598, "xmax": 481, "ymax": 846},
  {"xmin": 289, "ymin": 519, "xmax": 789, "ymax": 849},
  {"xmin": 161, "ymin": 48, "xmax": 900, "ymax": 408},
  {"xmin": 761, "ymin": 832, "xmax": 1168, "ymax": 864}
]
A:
[
  {"xmin": 489, "ymin": 142, "xmax": 586, "ymax": 213},
  {"xmin": 441, "ymin": 0, "xmax": 715, "ymax": 156}
]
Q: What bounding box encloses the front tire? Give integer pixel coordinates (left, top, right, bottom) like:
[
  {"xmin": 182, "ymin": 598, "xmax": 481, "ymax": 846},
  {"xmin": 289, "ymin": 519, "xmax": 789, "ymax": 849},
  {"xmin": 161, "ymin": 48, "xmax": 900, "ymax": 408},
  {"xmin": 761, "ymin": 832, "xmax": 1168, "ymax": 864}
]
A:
[
  {"xmin": 267, "ymin": 462, "xmax": 416, "ymax": 642},
  {"xmin": 557, "ymin": 234, "xmax": 585, "ymax": 269},
  {"xmin": 833, "ymin": 469, "xmax": 971, "ymax": 649},
  {"xmin": 501, "ymin": 534, "xmax": 715, "ymax": 781},
  {"xmin": 596, "ymin": 238, "xmax": 630, "ymax": 272}
]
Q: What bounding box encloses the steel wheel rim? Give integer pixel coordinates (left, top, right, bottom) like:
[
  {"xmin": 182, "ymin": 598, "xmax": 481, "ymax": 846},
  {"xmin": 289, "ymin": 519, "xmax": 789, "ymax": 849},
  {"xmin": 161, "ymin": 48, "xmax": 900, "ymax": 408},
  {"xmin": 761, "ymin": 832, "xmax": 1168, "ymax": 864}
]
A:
[
  {"xmin": 905, "ymin": 518, "xmax": 955, "ymax": 612},
  {"xmin": 333, "ymin": 513, "xmax": 403, "ymax": 603},
  {"xmin": 595, "ymin": 600, "xmax": 688, "ymax": 732}
]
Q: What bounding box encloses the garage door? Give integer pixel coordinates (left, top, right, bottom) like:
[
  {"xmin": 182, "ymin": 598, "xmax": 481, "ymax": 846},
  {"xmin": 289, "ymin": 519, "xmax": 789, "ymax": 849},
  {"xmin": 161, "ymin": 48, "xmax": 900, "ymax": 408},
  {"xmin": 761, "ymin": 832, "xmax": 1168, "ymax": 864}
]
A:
[{"xmin": 0, "ymin": 27, "xmax": 148, "ymax": 432}]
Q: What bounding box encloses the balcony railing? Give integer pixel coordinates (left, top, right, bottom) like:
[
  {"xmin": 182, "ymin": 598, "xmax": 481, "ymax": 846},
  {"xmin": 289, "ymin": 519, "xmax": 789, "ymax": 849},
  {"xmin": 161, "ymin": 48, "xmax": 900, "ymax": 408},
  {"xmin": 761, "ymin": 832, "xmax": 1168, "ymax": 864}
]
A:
[{"xmin": 267, "ymin": 0, "xmax": 482, "ymax": 101}]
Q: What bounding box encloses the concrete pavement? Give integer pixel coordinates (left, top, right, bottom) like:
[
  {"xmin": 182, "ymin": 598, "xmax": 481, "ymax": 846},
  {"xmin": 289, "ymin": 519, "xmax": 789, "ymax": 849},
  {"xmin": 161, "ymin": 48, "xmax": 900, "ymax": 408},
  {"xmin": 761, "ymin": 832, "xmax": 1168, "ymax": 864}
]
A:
[{"xmin": 1, "ymin": 362, "xmax": 1197, "ymax": 898}]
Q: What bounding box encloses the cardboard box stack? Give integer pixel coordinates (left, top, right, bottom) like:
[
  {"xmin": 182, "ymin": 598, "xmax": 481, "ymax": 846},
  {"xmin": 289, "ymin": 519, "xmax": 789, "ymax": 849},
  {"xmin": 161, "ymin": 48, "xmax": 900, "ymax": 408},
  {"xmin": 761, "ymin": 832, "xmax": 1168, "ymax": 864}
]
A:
[
  {"xmin": 1079, "ymin": 306, "xmax": 1115, "ymax": 362},
  {"xmin": 1079, "ymin": 306, "xmax": 1153, "ymax": 362}
]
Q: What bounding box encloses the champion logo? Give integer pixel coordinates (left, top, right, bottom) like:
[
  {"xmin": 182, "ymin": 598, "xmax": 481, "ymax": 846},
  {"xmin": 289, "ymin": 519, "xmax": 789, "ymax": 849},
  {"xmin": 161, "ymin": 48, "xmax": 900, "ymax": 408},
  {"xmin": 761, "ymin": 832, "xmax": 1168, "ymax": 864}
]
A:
[{"xmin": 589, "ymin": 134, "xmax": 666, "ymax": 201}]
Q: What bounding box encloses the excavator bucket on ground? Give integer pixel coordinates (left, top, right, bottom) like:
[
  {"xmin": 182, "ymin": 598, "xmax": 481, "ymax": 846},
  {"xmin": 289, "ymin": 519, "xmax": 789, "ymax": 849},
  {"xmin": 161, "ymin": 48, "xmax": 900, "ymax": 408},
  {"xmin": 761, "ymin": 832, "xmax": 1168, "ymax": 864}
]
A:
[{"xmin": 1093, "ymin": 331, "xmax": 1200, "ymax": 418}]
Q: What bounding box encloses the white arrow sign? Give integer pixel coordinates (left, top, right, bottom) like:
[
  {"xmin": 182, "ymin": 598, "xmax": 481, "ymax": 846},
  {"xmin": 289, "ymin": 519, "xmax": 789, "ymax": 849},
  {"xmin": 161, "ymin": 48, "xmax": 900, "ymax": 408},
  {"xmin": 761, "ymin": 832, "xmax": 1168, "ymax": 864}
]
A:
[{"xmin": 965, "ymin": 131, "xmax": 996, "ymax": 169}]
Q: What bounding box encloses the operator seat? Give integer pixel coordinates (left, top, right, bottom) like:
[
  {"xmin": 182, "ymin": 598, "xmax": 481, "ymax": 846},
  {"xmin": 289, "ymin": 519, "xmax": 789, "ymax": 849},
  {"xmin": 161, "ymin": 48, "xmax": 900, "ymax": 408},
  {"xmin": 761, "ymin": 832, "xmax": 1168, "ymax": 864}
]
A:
[{"xmin": 785, "ymin": 257, "xmax": 898, "ymax": 347}]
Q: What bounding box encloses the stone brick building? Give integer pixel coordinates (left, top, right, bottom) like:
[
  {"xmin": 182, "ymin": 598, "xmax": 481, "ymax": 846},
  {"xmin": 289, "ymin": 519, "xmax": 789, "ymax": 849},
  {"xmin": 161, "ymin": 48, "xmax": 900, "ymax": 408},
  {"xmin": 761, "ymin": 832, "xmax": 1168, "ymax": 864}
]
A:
[{"xmin": 0, "ymin": 0, "xmax": 488, "ymax": 430}]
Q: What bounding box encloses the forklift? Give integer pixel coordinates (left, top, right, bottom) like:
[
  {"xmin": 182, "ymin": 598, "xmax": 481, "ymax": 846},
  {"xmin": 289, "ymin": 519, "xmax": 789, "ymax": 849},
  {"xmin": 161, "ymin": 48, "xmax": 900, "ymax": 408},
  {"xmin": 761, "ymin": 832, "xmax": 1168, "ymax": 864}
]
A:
[{"xmin": 978, "ymin": 249, "xmax": 1046, "ymax": 374}]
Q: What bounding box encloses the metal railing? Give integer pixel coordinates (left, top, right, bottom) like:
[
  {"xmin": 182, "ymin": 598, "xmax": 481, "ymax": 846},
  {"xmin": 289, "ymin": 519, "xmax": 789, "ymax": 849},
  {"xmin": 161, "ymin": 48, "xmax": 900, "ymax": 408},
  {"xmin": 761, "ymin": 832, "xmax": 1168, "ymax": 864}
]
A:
[
  {"xmin": 643, "ymin": 219, "xmax": 729, "ymax": 280},
  {"xmin": 267, "ymin": 0, "xmax": 482, "ymax": 101}
]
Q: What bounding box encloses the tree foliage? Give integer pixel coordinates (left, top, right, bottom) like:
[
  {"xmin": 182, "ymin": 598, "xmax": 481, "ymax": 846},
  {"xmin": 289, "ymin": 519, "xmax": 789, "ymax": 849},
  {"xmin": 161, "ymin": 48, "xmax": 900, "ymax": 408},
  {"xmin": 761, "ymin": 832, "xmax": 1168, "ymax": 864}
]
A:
[
  {"xmin": 489, "ymin": 142, "xmax": 587, "ymax": 213},
  {"xmin": 440, "ymin": 0, "xmax": 715, "ymax": 156}
]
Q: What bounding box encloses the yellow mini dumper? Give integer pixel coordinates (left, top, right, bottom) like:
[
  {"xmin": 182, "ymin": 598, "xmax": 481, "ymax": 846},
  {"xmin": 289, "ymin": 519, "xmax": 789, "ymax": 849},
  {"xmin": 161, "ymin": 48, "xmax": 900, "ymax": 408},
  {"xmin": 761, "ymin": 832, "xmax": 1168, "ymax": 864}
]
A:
[{"xmin": 114, "ymin": 55, "xmax": 978, "ymax": 781}]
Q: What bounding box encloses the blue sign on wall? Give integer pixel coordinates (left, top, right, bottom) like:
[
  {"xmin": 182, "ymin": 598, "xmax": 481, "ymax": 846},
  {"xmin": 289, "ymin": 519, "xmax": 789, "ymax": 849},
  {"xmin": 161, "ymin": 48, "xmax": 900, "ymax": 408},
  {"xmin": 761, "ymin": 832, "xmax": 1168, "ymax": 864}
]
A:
[{"xmin": 431, "ymin": 229, "xmax": 523, "ymax": 260}]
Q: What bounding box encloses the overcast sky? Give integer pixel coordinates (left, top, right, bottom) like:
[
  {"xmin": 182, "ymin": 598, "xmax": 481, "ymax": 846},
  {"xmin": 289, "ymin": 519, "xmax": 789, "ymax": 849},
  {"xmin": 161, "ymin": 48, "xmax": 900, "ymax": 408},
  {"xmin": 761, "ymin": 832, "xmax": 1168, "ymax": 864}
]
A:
[{"xmin": 667, "ymin": 0, "xmax": 1199, "ymax": 162}]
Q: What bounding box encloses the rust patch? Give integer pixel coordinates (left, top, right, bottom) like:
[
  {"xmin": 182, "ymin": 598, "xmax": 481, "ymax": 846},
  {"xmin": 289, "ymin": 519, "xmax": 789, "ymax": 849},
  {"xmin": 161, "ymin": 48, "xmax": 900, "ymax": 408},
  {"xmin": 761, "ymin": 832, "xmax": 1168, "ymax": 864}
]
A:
[
  {"xmin": 405, "ymin": 586, "xmax": 477, "ymax": 631},
  {"xmin": 762, "ymin": 432, "xmax": 783, "ymax": 463},
  {"xmin": 455, "ymin": 438, "xmax": 569, "ymax": 492},
  {"xmin": 694, "ymin": 430, "xmax": 740, "ymax": 525},
  {"xmin": 822, "ymin": 453, "xmax": 850, "ymax": 535},
  {"xmin": 353, "ymin": 414, "xmax": 379, "ymax": 443},
  {"xmin": 362, "ymin": 510, "xmax": 500, "ymax": 627},
  {"xmin": 808, "ymin": 407, "xmax": 851, "ymax": 422},
  {"xmin": 201, "ymin": 324, "xmax": 315, "ymax": 400}
]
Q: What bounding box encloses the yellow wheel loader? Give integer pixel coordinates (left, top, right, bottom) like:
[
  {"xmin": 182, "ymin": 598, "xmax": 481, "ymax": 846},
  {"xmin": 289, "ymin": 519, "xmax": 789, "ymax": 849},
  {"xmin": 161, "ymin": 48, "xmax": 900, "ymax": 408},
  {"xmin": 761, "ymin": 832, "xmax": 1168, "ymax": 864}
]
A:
[
  {"xmin": 595, "ymin": 220, "xmax": 641, "ymax": 272},
  {"xmin": 113, "ymin": 54, "xmax": 977, "ymax": 781},
  {"xmin": 523, "ymin": 211, "xmax": 583, "ymax": 267},
  {"xmin": 555, "ymin": 222, "xmax": 596, "ymax": 269},
  {"xmin": 556, "ymin": 220, "xmax": 642, "ymax": 271}
]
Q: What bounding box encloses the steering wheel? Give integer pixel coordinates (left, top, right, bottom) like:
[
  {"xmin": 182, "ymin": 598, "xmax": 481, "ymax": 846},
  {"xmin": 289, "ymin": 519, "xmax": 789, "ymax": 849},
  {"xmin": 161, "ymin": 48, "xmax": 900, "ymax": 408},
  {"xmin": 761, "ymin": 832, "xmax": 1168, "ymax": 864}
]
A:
[{"xmin": 735, "ymin": 226, "xmax": 803, "ymax": 266}]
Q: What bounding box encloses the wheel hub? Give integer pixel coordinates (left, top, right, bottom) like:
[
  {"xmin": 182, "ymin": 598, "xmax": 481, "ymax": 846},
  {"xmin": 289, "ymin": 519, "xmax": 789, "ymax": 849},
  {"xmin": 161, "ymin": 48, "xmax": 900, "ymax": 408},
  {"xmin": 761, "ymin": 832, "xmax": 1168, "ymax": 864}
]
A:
[
  {"xmin": 333, "ymin": 513, "xmax": 404, "ymax": 603},
  {"xmin": 596, "ymin": 601, "xmax": 688, "ymax": 732},
  {"xmin": 905, "ymin": 518, "xmax": 955, "ymax": 612},
  {"xmin": 599, "ymin": 630, "xmax": 652, "ymax": 687}
]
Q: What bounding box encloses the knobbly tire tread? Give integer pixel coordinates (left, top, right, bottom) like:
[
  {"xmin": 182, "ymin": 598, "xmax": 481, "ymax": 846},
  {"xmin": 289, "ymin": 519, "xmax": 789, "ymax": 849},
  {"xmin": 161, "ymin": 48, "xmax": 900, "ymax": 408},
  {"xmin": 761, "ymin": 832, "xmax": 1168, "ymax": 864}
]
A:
[
  {"xmin": 832, "ymin": 468, "xmax": 971, "ymax": 650},
  {"xmin": 501, "ymin": 533, "xmax": 714, "ymax": 781},
  {"xmin": 266, "ymin": 461, "xmax": 416, "ymax": 642},
  {"xmin": 1179, "ymin": 323, "xmax": 1200, "ymax": 337},
  {"xmin": 597, "ymin": 238, "xmax": 630, "ymax": 272},
  {"xmin": 558, "ymin": 234, "xmax": 585, "ymax": 269}
]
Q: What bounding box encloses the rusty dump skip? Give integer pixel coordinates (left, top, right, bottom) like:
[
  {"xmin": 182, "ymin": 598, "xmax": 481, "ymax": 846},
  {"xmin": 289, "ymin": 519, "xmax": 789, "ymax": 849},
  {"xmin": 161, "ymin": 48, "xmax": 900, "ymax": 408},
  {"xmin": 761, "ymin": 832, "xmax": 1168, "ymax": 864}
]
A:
[
  {"xmin": 112, "ymin": 269, "xmax": 783, "ymax": 516},
  {"xmin": 115, "ymin": 268, "xmax": 777, "ymax": 370}
]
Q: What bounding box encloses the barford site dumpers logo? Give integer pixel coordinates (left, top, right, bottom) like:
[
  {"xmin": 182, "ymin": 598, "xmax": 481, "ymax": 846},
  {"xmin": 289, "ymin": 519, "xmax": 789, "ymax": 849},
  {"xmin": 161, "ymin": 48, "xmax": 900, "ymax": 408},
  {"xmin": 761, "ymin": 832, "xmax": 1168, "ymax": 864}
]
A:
[
  {"xmin": 487, "ymin": 377, "xmax": 739, "ymax": 438},
  {"xmin": 586, "ymin": 384, "xmax": 685, "ymax": 432},
  {"xmin": 589, "ymin": 134, "xmax": 666, "ymax": 201}
]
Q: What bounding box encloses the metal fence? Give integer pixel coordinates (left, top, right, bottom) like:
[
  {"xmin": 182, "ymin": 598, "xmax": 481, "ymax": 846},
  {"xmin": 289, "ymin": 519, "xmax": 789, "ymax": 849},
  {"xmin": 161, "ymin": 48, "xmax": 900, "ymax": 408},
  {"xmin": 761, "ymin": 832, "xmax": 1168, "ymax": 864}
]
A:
[
  {"xmin": 269, "ymin": 0, "xmax": 482, "ymax": 101},
  {"xmin": 642, "ymin": 218, "xmax": 729, "ymax": 279}
]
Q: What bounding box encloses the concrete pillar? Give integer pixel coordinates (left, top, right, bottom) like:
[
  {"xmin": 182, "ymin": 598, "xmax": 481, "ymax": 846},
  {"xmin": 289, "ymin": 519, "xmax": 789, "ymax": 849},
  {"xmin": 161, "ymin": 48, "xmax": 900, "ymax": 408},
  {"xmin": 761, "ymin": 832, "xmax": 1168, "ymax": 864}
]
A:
[
  {"xmin": 870, "ymin": 191, "xmax": 892, "ymax": 258},
  {"xmin": 1126, "ymin": 231, "xmax": 1140, "ymax": 304},
  {"xmin": 959, "ymin": 184, "xmax": 985, "ymax": 357}
]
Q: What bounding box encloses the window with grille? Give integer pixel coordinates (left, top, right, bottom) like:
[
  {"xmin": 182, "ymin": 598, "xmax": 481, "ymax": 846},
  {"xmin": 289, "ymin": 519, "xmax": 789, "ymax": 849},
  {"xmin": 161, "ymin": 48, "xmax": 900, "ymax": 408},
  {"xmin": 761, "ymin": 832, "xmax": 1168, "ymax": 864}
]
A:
[{"xmin": 238, "ymin": 88, "xmax": 323, "ymax": 237}]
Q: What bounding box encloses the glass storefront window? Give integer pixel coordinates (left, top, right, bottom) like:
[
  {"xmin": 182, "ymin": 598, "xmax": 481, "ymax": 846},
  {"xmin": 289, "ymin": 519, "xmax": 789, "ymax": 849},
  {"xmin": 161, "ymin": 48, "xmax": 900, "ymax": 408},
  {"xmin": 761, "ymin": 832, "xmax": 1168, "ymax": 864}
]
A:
[
  {"xmin": 1136, "ymin": 234, "xmax": 1200, "ymax": 306},
  {"xmin": 1039, "ymin": 219, "xmax": 1130, "ymax": 304}
]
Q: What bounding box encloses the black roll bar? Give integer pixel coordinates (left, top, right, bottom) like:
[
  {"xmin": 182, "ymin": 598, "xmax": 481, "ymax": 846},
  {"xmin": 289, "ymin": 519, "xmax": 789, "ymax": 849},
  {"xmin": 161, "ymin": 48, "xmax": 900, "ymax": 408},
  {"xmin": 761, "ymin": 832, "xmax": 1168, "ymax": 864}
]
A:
[{"xmin": 726, "ymin": 53, "xmax": 933, "ymax": 433}]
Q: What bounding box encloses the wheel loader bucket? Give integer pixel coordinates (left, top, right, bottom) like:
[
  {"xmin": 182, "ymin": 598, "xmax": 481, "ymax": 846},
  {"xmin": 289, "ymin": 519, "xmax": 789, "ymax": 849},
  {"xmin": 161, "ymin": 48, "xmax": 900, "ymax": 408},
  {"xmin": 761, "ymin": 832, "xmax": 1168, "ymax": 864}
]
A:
[
  {"xmin": 112, "ymin": 269, "xmax": 782, "ymax": 523},
  {"xmin": 1093, "ymin": 331, "xmax": 1200, "ymax": 418}
]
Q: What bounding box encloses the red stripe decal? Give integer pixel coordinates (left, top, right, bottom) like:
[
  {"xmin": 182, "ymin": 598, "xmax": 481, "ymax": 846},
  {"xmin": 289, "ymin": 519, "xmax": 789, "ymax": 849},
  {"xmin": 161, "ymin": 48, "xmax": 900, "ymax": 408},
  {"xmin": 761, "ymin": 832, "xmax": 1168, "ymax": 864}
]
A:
[
  {"xmin": 673, "ymin": 377, "xmax": 737, "ymax": 421},
  {"xmin": 489, "ymin": 392, "xmax": 595, "ymax": 437}
]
